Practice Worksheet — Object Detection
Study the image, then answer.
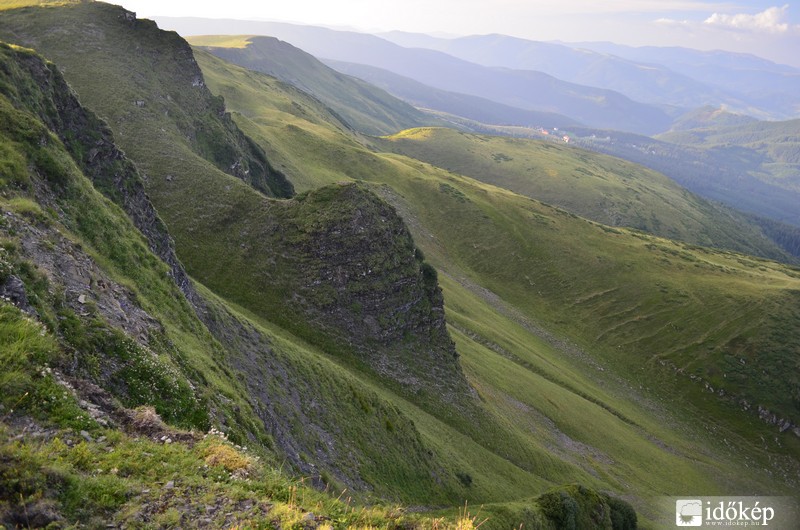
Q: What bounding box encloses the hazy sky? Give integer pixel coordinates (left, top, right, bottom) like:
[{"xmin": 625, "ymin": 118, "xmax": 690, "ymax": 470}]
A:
[{"xmin": 115, "ymin": 1, "xmax": 800, "ymax": 67}]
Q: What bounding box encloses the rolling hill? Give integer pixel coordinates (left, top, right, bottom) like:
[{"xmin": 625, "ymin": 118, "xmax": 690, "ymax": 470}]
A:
[
  {"xmin": 668, "ymin": 106, "xmax": 759, "ymax": 132},
  {"xmin": 561, "ymin": 125, "xmax": 800, "ymax": 229},
  {"xmin": 2, "ymin": 2, "xmax": 800, "ymax": 528},
  {"xmin": 658, "ymin": 118, "xmax": 800, "ymax": 193},
  {"xmin": 374, "ymin": 126, "xmax": 794, "ymax": 262}
]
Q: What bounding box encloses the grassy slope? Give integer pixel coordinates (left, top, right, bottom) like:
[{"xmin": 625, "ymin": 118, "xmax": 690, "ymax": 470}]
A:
[
  {"xmin": 0, "ymin": 12, "xmax": 643, "ymax": 529},
  {"xmin": 0, "ymin": 2, "xmax": 293, "ymax": 199},
  {"xmin": 0, "ymin": 292, "xmax": 450, "ymax": 528},
  {"xmin": 0, "ymin": 3, "xmax": 621, "ymax": 520},
  {"xmin": 658, "ymin": 119, "xmax": 800, "ymax": 194},
  {"xmin": 192, "ymin": 48, "xmax": 800, "ymax": 521},
  {"xmin": 190, "ymin": 34, "xmax": 433, "ymax": 136},
  {"xmin": 669, "ymin": 106, "xmax": 758, "ymax": 131},
  {"xmin": 563, "ymin": 125, "xmax": 800, "ymax": 228},
  {"xmin": 195, "ymin": 50, "xmax": 800, "ymax": 436},
  {"xmin": 376, "ymin": 127, "xmax": 792, "ymax": 262},
  {"xmin": 0, "ymin": 41, "xmax": 486, "ymax": 523},
  {"xmin": 192, "ymin": 49, "xmax": 361, "ymax": 192},
  {"xmin": 195, "ymin": 48, "xmax": 800, "ymax": 436}
]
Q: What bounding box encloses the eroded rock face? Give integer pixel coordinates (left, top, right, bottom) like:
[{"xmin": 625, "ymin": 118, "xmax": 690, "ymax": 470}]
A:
[
  {"xmin": 2, "ymin": 211, "xmax": 162, "ymax": 344},
  {"xmin": 0, "ymin": 44, "xmax": 200, "ymax": 306},
  {"xmin": 291, "ymin": 185, "xmax": 446, "ymax": 345},
  {"xmin": 273, "ymin": 183, "xmax": 472, "ymax": 403},
  {"xmin": 0, "ymin": 3, "xmax": 294, "ymax": 199}
]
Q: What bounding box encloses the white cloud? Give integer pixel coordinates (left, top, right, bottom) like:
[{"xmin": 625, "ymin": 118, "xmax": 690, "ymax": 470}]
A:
[
  {"xmin": 478, "ymin": 0, "xmax": 735, "ymax": 16},
  {"xmin": 703, "ymin": 4, "xmax": 797, "ymax": 33},
  {"xmin": 654, "ymin": 17, "xmax": 691, "ymax": 26}
]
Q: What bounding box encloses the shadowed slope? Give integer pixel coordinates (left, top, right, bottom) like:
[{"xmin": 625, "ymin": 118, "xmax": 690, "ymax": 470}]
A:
[{"xmin": 191, "ymin": 35, "xmax": 433, "ymax": 136}]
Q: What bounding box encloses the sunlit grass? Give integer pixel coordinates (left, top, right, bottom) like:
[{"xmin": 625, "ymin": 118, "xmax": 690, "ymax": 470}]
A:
[{"xmin": 186, "ymin": 35, "xmax": 255, "ymax": 48}]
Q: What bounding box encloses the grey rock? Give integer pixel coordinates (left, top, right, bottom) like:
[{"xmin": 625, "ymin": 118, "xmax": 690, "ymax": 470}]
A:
[{"xmin": 0, "ymin": 275, "xmax": 36, "ymax": 314}]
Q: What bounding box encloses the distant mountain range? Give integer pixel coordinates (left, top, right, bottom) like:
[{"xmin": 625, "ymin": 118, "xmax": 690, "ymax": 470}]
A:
[
  {"xmin": 157, "ymin": 17, "xmax": 675, "ymax": 135},
  {"xmin": 574, "ymin": 41, "xmax": 800, "ymax": 99},
  {"xmin": 158, "ymin": 17, "xmax": 800, "ymax": 126},
  {"xmin": 160, "ymin": 17, "xmax": 800, "ymax": 232},
  {"xmin": 379, "ymin": 32, "xmax": 800, "ymax": 121},
  {"xmin": 321, "ymin": 58, "xmax": 582, "ymax": 130}
]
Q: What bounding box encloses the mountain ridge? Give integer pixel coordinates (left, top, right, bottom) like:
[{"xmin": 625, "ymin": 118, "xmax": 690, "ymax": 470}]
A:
[
  {"xmin": 0, "ymin": 43, "xmax": 492, "ymax": 527},
  {"xmin": 191, "ymin": 30, "xmax": 800, "ymax": 443},
  {"xmin": 378, "ymin": 32, "xmax": 800, "ymax": 120},
  {"xmin": 322, "ymin": 58, "xmax": 582, "ymax": 130},
  {"xmin": 190, "ymin": 34, "xmax": 433, "ymax": 136},
  {"xmin": 0, "ymin": 11, "xmax": 661, "ymax": 528},
  {"xmin": 0, "ymin": 32, "xmax": 488, "ymax": 520},
  {"xmin": 154, "ymin": 16, "xmax": 675, "ymax": 135},
  {"xmin": 0, "ymin": 1, "xmax": 487, "ymax": 505}
]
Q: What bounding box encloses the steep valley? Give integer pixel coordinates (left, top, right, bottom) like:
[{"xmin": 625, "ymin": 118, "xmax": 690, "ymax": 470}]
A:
[{"xmin": 0, "ymin": 2, "xmax": 799, "ymax": 529}]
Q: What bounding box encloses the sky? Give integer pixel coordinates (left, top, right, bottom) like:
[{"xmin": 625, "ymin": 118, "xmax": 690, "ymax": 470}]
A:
[{"xmin": 114, "ymin": 1, "xmax": 800, "ymax": 67}]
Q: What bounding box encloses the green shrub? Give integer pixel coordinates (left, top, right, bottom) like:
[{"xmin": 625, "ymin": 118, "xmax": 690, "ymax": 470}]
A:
[
  {"xmin": 539, "ymin": 489, "xmax": 580, "ymax": 530},
  {"xmin": 537, "ymin": 484, "xmax": 624, "ymax": 529},
  {"xmin": 604, "ymin": 494, "xmax": 637, "ymax": 530},
  {"xmin": 420, "ymin": 262, "xmax": 438, "ymax": 286}
]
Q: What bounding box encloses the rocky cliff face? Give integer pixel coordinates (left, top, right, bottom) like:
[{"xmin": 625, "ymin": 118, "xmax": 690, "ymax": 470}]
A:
[
  {"xmin": 275, "ymin": 184, "xmax": 471, "ymax": 402},
  {"xmin": 0, "ymin": 2, "xmax": 294, "ymax": 199},
  {"xmin": 0, "ymin": 46, "xmax": 209, "ymax": 428},
  {"xmin": 0, "ymin": 42, "xmax": 199, "ymax": 304}
]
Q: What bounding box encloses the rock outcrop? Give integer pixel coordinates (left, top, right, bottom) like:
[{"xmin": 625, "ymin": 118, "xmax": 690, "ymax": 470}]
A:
[
  {"xmin": 0, "ymin": 43, "xmax": 199, "ymax": 304},
  {"xmin": 275, "ymin": 183, "xmax": 471, "ymax": 402}
]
